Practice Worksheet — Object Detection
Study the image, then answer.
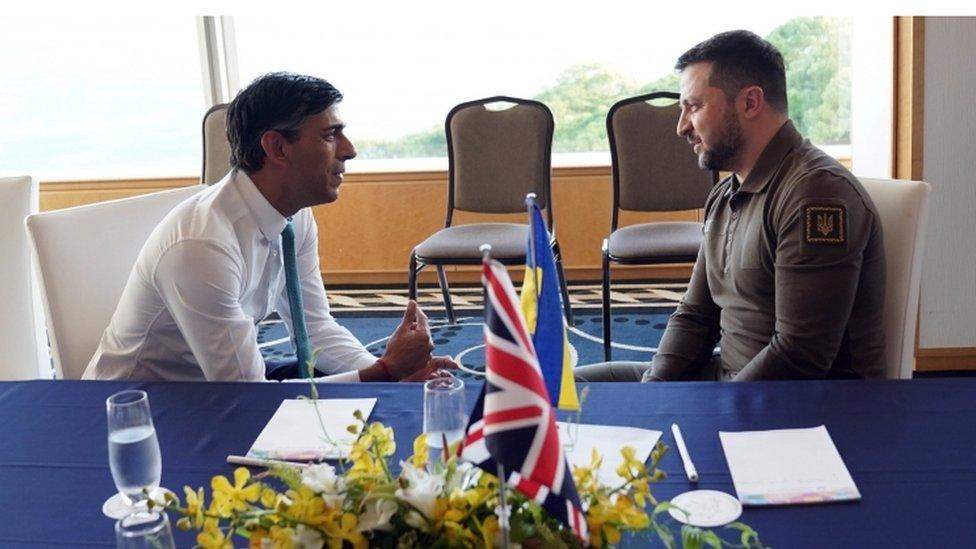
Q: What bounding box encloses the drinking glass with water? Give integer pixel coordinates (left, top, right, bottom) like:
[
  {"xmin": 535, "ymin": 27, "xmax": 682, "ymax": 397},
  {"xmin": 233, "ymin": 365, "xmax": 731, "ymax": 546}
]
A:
[
  {"xmin": 115, "ymin": 510, "xmax": 175, "ymax": 549},
  {"xmin": 423, "ymin": 375, "xmax": 467, "ymax": 467},
  {"xmin": 102, "ymin": 390, "xmax": 164, "ymax": 519}
]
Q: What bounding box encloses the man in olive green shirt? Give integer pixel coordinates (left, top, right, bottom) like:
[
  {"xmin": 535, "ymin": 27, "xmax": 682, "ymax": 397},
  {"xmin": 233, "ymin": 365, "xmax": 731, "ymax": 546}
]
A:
[{"xmin": 578, "ymin": 30, "xmax": 886, "ymax": 382}]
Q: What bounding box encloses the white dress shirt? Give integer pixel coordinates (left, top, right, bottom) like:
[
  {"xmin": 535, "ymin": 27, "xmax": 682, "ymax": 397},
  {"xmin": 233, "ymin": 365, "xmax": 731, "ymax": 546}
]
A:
[{"xmin": 83, "ymin": 170, "xmax": 377, "ymax": 382}]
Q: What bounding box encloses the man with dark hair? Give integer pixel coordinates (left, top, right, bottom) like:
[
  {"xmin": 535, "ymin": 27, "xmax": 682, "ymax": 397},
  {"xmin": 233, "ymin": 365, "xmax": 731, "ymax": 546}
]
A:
[
  {"xmin": 578, "ymin": 30, "xmax": 886, "ymax": 382},
  {"xmin": 85, "ymin": 72, "xmax": 452, "ymax": 382}
]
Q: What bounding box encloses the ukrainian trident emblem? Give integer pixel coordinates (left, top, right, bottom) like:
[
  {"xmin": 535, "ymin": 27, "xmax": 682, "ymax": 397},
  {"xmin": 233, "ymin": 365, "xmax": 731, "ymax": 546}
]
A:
[{"xmin": 816, "ymin": 213, "xmax": 834, "ymax": 236}]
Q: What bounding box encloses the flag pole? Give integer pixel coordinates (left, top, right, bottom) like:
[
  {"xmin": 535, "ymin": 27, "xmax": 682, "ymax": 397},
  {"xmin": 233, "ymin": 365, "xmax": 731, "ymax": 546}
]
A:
[
  {"xmin": 525, "ymin": 193, "xmax": 540, "ymax": 300},
  {"xmin": 481, "ymin": 242, "xmax": 510, "ymax": 549}
]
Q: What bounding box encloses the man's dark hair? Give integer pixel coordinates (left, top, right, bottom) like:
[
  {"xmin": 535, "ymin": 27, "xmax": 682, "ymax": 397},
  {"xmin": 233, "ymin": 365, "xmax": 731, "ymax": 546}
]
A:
[
  {"xmin": 226, "ymin": 72, "xmax": 343, "ymax": 172},
  {"xmin": 675, "ymin": 30, "xmax": 788, "ymax": 113}
]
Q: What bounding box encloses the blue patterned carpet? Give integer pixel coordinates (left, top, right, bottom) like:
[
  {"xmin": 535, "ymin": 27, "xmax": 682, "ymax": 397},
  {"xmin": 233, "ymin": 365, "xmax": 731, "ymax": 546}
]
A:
[{"xmin": 258, "ymin": 282, "xmax": 683, "ymax": 380}]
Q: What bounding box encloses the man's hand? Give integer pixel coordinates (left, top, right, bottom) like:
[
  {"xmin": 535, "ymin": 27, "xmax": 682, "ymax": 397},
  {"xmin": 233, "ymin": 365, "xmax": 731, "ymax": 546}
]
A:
[
  {"xmin": 400, "ymin": 355, "xmax": 460, "ymax": 382},
  {"xmin": 378, "ymin": 300, "xmax": 434, "ymax": 380}
]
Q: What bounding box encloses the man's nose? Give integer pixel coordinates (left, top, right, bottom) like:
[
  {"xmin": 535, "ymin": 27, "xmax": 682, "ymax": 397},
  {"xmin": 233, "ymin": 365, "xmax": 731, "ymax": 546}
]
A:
[
  {"xmin": 339, "ymin": 135, "xmax": 357, "ymax": 161},
  {"xmin": 676, "ymin": 112, "xmax": 691, "ymax": 139}
]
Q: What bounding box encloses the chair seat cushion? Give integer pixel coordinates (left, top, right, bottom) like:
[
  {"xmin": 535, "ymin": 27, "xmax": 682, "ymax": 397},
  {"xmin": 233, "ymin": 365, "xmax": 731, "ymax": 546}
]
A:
[
  {"xmin": 607, "ymin": 221, "xmax": 702, "ymax": 261},
  {"xmin": 415, "ymin": 223, "xmax": 528, "ymax": 260}
]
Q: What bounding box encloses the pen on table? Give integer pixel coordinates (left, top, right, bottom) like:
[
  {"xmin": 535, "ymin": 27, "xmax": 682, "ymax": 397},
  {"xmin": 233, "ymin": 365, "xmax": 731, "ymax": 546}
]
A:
[
  {"xmin": 226, "ymin": 455, "xmax": 310, "ymax": 469},
  {"xmin": 671, "ymin": 423, "xmax": 699, "ymax": 482}
]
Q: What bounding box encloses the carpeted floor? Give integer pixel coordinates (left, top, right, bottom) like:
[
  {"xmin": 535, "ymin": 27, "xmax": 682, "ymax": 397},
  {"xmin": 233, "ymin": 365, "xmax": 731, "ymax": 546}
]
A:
[
  {"xmin": 258, "ymin": 281, "xmax": 975, "ymax": 379},
  {"xmin": 258, "ymin": 282, "xmax": 683, "ymax": 379}
]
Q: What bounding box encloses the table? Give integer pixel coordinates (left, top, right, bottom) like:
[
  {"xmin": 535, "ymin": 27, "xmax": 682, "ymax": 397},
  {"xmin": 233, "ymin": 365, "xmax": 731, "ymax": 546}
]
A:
[{"xmin": 0, "ymin": 379, "xmax": 974, "ymax": 547}]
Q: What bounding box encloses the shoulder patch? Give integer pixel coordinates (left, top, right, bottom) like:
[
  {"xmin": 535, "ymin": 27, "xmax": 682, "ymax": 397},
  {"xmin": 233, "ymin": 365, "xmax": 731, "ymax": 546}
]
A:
[{"xmin": 804, "ymin": 205, "xmax": 845, "ymax": 244}]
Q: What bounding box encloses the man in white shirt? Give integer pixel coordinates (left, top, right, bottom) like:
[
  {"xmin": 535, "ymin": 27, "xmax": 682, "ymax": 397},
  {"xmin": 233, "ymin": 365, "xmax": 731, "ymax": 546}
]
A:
[{"xmin": 84, "ymin": 72, "xmax": 452, "ymax": 382}]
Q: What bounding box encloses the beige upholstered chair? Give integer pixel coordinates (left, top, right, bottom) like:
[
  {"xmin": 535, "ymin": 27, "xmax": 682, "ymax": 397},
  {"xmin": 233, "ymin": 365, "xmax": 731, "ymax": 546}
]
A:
[
  {"xmin": 0, "ymin": 176, "xmax": 49, "ymax": 379},
  {"xmin": 602, "ymin": 92, "xmax": 716, "ymax": 360},
  {"xmin": 202, "ymin": 103, "xmax": 231, "ymax": 185},
  {"xmin": 859, "ymin": 178, "xmax": 931, "ymax": 379},
  {"xmin": 408, "ymin": 96, "xmax": 572, "ymax": 324},
  {"xmin": 25, "ymin": 185, "xmax": 203, "ymax": 379}
]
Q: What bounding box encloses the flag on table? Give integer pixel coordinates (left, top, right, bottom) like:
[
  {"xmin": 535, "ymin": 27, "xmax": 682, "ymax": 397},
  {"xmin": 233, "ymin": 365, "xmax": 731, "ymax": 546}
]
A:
[
  {"xmin": 459, "ymin": 258, "xmax": 588, "ymax": 544},
  {"xmin": 520, "ymin": 203, "xmax": 580, "ymax": 410}
]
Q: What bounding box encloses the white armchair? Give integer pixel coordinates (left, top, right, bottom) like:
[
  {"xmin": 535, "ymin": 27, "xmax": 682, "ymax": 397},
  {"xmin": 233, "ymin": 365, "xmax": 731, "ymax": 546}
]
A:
[
  {"xmin": 25, "ymin": 185, "xmax": 203, "ymax": 379},
  {"xmin": 0, "ymin": 176, "xmax": 49, "ymax": 379},
  {"xmin": 859, "ymin": 178, "xmax": 931, "ymax": 379}
]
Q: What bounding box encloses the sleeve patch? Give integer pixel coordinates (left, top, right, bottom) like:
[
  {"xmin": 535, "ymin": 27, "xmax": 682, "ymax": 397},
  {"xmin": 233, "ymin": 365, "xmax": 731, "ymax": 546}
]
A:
[{"xmin": 804, "ymin": 205, "xmax": 845, "ymax": 244}]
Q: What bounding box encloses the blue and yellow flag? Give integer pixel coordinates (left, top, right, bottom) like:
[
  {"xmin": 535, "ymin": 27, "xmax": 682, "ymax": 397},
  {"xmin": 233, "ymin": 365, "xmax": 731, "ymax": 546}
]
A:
[{"xmin": 520, "ymin": 204, "xmax": 580, "ymax": 411}]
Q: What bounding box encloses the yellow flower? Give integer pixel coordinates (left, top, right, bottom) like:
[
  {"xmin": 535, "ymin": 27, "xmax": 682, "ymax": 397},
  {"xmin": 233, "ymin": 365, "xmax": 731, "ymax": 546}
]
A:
[
  {"xmin": 615, "ymin": 446, "xmax": 647, "ymax": 480},
  {"xmin": 249, "ymin": 525, "xmax": 296, "ymax": 549},
  {"xmin": 182, "ymin": 486, "xmax": 206, "ymax": 529},
  {"xmin": 323, "ymin": 512, "xmax": 367, "ymax": 549},
  {"xmin": 197, "ymin": 519, "xmax": 232, "ymax": 549},
  {"xmin": 480, "ymin": 515, "xmax": 500, "ymax": 548},
  {"xmin": 411, "ymin": 433, "xmax": 429, "ymax": 469},
  {"xmin": 260, "ymin": 487, "xmax": 278, "ymax": 508},
  {"xmin": 211, "ymin": 467, "xmax": 262, "ymax": 513},
  {"xmin": 283, "ymin": 485, "xmax": 332, "ymax": 526}
]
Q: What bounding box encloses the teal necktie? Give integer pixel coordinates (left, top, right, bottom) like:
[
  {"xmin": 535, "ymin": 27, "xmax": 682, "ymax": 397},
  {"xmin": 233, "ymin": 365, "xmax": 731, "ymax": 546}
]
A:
[{"xmin": 281, "ymin": 220, "xmax": 312, "ymax": 378}]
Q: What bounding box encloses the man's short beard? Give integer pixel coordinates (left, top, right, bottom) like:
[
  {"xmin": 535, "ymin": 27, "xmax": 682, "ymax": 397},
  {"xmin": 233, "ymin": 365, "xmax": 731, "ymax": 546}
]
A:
[{"xmin": 699, "ymin": 109, "xmax": 742, "ymax": 171}]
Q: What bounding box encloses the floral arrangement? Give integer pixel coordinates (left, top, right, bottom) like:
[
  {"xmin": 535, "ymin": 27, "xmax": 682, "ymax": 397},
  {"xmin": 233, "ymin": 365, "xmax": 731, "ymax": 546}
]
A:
[{"xmin": 155, "ymin": 409, "xmax": 765, "ymax": 548}]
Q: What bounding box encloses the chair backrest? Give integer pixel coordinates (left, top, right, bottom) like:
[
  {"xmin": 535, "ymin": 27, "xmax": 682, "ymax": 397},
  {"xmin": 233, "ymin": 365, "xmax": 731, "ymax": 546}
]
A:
[
  {"xmin": 446, "ymin": 96, "xmax": 554, "ymax": 224},
  {"xmin": 859, "ymin": 178, "xmax": 931, "ymax": 379},
  {"xmin": 607, "ymin": 92, "xmax": 715, "ymax": 229},
  {"xmin": 0, "ymin": 176, "xmax": 49, "ymax": 379},
  {"xmin": 202, "ymin": 103, "xmax": 231, "ymax": 185},
  {"xmin": 25, "ymin": 185, "xmax": 203, "ymax": 379}
]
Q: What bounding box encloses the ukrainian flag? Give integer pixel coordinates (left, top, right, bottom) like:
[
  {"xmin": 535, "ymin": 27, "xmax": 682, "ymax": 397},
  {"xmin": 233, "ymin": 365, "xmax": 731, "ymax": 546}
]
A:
[{"xmin": 520, "ymin": 203, "xmax": 580, "ymax": 411}]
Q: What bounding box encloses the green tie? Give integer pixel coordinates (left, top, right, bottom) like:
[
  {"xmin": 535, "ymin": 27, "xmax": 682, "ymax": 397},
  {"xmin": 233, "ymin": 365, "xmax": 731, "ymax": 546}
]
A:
[{"xmin": 281, "ymin": 220, "xmax": 312, "ymax": 378}]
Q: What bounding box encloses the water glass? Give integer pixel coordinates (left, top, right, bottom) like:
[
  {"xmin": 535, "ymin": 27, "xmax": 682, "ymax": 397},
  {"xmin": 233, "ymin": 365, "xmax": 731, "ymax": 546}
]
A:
[
  {"xmin": 103, "ymin": 390, "xmax": 163, "ymax": 519},
  {"xmin": 115, "ymin": 511, "xmax": 175, "ymax": 549},
  {"xmin": 423, "ymin": 375, "xmax": 467, "ymax": 463}
]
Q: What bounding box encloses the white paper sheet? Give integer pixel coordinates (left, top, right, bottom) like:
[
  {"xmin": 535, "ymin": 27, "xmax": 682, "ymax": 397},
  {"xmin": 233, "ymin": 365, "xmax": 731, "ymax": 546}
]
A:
[
  {"xmin": 247, "ymin": 398, "xmax": 378, "ymax": 461},
  {"xmin": 719, "ymin": 425, "xmax": 860, "ymax": 505},
  {"xmin": 556, "ymin": 422, "xmax": 662, "ymax": 486}
]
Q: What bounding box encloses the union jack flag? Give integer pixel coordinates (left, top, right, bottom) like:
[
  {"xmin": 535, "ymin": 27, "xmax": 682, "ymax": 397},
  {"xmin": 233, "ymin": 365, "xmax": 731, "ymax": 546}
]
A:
[{"xmin": 459, "ymin": 259, "xmax": 588, "ymax": 544}]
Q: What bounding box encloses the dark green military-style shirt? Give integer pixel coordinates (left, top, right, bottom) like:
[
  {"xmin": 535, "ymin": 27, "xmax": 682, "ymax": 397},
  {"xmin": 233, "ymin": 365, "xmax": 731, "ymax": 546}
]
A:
[{"xmin": 647, "ymin": 121, "xmax": 886, "ymax": 381}]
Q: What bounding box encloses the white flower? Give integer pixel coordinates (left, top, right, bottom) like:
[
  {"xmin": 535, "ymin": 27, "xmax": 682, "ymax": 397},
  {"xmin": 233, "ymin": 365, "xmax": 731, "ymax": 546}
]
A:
[
  {"xmin": 290, "ymin": 524, "xmax": 324, "ymax": 548},
  {"xmin": 302, "ymin": 463, "xmax": 343, "ymax": 493},
  {"xmin": 357, "ymin": 498, "xmax": 398, "ymax": 532},
  {"xmin": 395, "ymin": 462, "xmax": 445, "ymax": 529}
]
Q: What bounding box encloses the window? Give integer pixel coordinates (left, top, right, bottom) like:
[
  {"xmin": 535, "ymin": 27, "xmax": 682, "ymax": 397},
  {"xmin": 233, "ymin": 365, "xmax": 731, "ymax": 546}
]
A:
[
  {"xmin": 0, "ymin": 16, "xmax": 205, "ymax": 180},
  {"xmin": 233, "ymin": 10, "xmax": 883, "ymax": 172}
]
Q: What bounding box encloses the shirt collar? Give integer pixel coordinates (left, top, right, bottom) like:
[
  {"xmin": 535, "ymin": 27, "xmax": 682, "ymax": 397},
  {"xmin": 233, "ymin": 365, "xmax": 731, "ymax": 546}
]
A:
[
  {"xmin": 233, "ymin": 169, "xmax": 288, "ymax": 241},
  {"xmin": 738, "ymin": 119, "xmax": 803, "ymax": 194}
]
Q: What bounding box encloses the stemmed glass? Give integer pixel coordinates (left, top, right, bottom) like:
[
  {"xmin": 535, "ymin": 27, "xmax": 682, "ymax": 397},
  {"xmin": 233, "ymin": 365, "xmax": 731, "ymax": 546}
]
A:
[
  {"xmin": 115, "ymin": 510, "xmax": 175, "ymax": 549},
  {"xmin": 102, "ymin": 390, "xmax": 164, "ymax": 519}
]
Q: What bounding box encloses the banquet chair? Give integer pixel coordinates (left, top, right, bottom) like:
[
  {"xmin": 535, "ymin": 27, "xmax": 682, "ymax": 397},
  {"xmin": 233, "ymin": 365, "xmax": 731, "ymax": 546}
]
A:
[
  {"xmin": 602, "ymin": 92, "xmax": 716, "ymax": 360},
  {"xmin": 408, "ymin": 96, "xmax": 572, "ymax": 324},
  {"xmin": 0, "ymin": 176, "xmax": 49, "ymax": 379},
  {"xmin": 859, "ymin": 178, "xmax": 931, "ymax": 379},
  {"xmin": 25, "ymin": 185, "xmax": 203, "ymax": 379},
  {"xmin": 202, "ymin": 103, "xmax": 231, "ymax": 185}
]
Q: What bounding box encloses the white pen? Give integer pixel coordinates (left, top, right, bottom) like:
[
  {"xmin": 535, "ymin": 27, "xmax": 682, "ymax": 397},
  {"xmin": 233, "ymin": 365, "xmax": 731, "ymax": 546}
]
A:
[
  {"xmin": 671, "ymin": 423, "xmax": 699, "ymax": 482},
  {"xmin": 226, "ymin": 455, "xmax": 310, "ymax": 469}
]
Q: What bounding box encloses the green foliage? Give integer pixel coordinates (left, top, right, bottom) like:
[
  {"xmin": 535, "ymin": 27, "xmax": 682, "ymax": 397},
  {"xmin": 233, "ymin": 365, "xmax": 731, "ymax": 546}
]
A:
[
  {"xmin": 767, "ymin": 17, "xmax": 851, "ymax": 144},
  {"xmin": 356, "ymin": 16, "xmax": 850, "ymax": 159}
]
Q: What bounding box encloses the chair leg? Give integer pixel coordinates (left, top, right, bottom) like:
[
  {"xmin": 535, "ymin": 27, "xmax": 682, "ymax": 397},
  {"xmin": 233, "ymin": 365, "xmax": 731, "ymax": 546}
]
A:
[
  {"xmin": 552, "ymin": 241, "xmax": 574, "ymax": 325},
  {"xmin": 435, "ymin": 265, "xmax": 456, "ymax": 325},
  {"xmin": 408, "ymin": 252, "xmax": 420, "ymax": 301},
  {"xmin": 602, "ymin": 242, "xmax": 612, "ymax": 361}
]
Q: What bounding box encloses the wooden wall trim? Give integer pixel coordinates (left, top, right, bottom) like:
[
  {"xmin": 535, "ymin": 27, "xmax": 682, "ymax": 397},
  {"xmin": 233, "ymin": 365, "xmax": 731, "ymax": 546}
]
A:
[
  {"xmin": 915, "ymin": 347, "xmax": 976, "ymax": 372},
  {"xmin": 37, "ymin": 166, "xmax": 694, "ymax": 286},
  {"xmin": 894, "ymin": 16, "xmax": 925, "ymax": 180}
]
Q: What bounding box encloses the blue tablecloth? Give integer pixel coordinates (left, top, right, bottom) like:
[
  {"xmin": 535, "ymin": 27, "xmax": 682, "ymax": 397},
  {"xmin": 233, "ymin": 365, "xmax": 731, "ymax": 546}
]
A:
[{"xmin": 0, "ymin": 379, "xmax": 974, "ymax": 547}]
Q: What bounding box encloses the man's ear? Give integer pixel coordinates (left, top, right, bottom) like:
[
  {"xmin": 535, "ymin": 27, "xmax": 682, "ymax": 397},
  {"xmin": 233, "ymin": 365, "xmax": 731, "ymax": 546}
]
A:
[
  {"xmin": 259, "ymin": 130, "xmax": 290, "ymax": 168},
  {"xmin": 739, "ymin": 86, "xmax": 765, "ymax": 120}
]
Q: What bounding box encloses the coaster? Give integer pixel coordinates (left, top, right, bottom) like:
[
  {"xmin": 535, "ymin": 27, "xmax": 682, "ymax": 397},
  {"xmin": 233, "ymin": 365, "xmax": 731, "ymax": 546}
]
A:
[{"xmin": 668, "ymin": 490, "xmax": 743, "ymax": 528}]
